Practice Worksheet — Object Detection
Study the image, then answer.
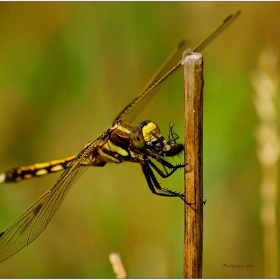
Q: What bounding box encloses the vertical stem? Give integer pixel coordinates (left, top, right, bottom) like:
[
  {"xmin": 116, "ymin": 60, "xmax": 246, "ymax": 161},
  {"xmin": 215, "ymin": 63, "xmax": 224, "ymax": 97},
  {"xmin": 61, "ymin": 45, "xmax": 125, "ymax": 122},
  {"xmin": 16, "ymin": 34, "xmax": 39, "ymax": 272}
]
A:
[
  {"xmin": 252, "ymin": 48, "xmax": 279, "ymax": 278},
  {"xmin": 183, "ymin": 51, "xmax": 204, "ymax": 278}
]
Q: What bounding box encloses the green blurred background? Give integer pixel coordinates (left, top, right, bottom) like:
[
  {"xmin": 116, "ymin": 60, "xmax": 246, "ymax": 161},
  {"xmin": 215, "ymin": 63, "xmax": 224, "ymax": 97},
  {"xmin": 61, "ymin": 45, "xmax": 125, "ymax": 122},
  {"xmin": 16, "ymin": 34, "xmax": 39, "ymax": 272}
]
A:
[{"xmin": 0, "ymin": 2, "xmax": 279, "ymax": 278}]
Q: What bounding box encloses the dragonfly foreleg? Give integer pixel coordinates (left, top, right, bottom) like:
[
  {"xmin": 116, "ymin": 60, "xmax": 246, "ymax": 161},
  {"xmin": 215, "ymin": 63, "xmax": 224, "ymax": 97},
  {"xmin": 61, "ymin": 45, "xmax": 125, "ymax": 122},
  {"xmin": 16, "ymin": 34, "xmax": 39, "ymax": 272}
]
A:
[
  {"xmin": 167, "ymin": 122, "xmax": 180, "ymax": 144},
  {"xmin": 148, "ymin": 157, "xmax": 185, "ymax": 178}
]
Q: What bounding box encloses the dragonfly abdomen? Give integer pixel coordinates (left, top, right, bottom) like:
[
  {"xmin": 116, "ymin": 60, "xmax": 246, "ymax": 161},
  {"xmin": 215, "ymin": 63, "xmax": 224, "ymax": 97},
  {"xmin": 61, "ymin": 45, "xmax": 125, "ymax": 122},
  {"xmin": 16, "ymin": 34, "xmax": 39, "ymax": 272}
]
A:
[{"xmin": 0, "ymin": 156, "xmax": 76, "ymax": 183}]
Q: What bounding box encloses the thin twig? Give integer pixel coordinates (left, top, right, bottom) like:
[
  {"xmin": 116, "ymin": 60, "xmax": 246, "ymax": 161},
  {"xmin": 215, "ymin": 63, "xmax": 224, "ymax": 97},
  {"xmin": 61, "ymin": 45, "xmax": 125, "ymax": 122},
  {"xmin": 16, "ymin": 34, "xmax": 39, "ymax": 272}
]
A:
[
  {"xmin": 109, "ymin": 252, "xmax": 127, "ymax": 278},
  {"xmin": 183, "ymin": 51, "xmax": 204, "ymax": 278}
]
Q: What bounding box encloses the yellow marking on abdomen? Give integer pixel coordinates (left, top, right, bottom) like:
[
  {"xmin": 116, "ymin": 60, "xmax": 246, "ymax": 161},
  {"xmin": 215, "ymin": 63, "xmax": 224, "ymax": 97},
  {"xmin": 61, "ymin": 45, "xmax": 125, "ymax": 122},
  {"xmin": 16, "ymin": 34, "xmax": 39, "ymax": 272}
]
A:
[
  {"xmin": 23, "ymin": 174, "xmax": 33, "ymax": 179},
  {"xmin": 50, "ymin": 159, "xmax": 64, "ymax": 165},
  {"xmin": 34, "ymin": 162, "xmax": 51, "ymax": 169},
  {"xmin": 35, "ymin": 169, "xmax": 48, "ymax": 176},
  {"xmin": 20, "ymin": 166, "xmax": 35, "ymax": 172},
  {"xmin": 50, "ymin": 165, "xmax": 64, "ymax": 172}
]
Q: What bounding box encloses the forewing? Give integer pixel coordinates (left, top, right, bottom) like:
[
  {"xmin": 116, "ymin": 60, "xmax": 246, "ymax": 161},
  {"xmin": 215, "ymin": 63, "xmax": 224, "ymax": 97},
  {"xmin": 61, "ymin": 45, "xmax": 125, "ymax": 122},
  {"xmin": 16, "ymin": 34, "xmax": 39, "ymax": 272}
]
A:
[
  {"xmin": 0, "ymin": 139, "xmax": 97, "ymax": 263},
  {"xmin": 113, "ymin": 11, "xmax": 241, "ymax": 124},
  {"xmin": 113, "ymin": 40, "xmax": 189, "ymax": 124}
]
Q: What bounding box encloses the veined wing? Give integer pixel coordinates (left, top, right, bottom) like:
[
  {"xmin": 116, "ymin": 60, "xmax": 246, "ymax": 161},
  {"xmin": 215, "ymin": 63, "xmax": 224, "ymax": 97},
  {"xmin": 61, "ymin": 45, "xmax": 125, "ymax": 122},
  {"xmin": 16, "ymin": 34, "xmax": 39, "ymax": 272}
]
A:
[
  {"xmin": 140, "ymin": 39, "xmax": 189, "ymax": 96},
  {"xmin": 113, "ymin": 40, "xmax": 188, "ymax": 124},
  {"xmin": 113, "ymin": 40, "xmax": 189, "ymax": 124},
  {"xmin": 0, "ymin": 138, "xmax": 98, "ymax": 263},
  {"xmin": 113, "ymin": 10, "xmax": 241, "ymax": 124}
]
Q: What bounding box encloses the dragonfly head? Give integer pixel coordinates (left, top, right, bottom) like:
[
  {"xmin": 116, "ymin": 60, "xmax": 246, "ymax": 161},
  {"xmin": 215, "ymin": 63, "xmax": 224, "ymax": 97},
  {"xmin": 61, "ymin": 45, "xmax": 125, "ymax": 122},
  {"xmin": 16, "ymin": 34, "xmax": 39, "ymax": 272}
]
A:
[
  {"xmin": 130, "ymin": 121, "xmax": 183, "ymax": 156},
  {"xmin": 130, "ymin": 120, "xmax": 163, "ymax": 149}
]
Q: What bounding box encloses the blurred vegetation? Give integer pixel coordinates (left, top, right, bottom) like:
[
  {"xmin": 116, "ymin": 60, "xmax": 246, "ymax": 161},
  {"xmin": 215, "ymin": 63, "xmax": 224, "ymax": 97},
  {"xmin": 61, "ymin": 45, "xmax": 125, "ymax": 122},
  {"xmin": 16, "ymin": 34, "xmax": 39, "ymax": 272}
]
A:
[{"xmin": 0, "ymin": 2, "xmax": 279, "ymax": 278}]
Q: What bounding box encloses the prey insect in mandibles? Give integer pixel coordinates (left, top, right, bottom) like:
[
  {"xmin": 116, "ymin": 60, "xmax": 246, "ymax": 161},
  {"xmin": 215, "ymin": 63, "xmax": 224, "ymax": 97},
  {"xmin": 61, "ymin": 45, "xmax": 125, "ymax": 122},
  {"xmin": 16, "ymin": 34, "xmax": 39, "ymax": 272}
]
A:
[{"xmin": 0, "ymin": 11, "xmax": 240, "ymax": 263}]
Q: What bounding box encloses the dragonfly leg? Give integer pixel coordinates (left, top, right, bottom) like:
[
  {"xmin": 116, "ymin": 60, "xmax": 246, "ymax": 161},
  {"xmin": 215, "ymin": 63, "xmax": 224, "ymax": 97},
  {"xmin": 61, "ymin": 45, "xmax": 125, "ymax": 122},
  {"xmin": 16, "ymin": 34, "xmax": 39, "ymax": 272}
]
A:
[
  {"xmin": 167, "ymin": 122, "xmax": 180, "ymax": 144},
  {"xmin": 140, "ymin": 160, "xmax": 192, "ymax": 205},
  {"xmin": 148, "ymin": 158, "xmax": 185, "ymax": 178}
]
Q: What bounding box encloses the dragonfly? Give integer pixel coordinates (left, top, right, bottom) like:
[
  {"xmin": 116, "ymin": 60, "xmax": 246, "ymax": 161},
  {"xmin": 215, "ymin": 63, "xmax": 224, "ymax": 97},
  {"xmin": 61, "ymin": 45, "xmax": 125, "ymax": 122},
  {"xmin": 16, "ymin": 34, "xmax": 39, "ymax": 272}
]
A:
[{"xmin": 0, "ymin": 11, "xmax": 240, "ymax": 263}]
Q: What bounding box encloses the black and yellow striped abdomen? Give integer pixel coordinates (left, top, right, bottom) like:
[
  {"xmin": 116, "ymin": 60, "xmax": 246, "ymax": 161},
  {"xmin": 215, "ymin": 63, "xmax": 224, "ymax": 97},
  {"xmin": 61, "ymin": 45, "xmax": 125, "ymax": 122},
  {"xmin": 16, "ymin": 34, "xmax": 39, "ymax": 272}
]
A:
[{"xmin": 0, "ymin": 156, "xmax": 76, "ymax": 183}]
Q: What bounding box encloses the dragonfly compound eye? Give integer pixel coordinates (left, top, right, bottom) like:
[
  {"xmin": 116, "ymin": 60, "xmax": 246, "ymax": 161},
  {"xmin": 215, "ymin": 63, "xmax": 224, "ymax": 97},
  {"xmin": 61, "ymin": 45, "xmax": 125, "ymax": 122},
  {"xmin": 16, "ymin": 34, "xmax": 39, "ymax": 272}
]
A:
[{"xmin": 130, "ymin": 125, "xmax": 146, "ymax": 149}]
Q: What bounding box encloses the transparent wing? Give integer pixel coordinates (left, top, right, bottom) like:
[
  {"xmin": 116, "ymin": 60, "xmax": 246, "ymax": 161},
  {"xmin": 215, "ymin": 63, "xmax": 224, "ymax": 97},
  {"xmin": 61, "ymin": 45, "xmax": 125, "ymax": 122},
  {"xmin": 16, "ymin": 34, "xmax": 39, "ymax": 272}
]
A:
[
  {"xmin": 113, "ymin": 10, "xmax": 241, "ymax": 124},
  {"xmin": 113, "ymin": 40, "xmax": 188, "ymax": 124},
  {"xmin": 140, "ymin": 40, "xmax": 189, "ymax": 95},
  {"xmin": 0, "ymin": 139, "xmax": 98, "ymax": 263}
]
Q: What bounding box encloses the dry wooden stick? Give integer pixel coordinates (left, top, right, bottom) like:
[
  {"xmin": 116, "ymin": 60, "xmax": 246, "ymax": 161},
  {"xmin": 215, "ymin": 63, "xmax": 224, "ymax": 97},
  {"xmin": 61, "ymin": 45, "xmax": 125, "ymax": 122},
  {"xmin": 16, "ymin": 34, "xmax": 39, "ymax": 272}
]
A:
[
  {"xmin": 183, "ymin": 52, "xmax": 204, "ymax": 278},
  {"xmin": 109, "ymin": 253, "xmax": 127, "ymax": 278}
]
